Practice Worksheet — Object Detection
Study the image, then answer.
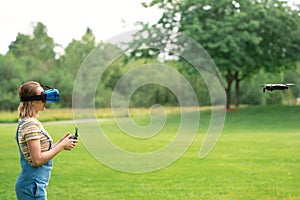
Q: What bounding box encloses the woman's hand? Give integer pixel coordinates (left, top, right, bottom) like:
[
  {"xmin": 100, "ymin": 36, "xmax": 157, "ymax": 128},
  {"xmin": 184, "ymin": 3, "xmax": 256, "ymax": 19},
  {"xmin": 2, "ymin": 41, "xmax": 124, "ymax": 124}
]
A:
[
  {"xmin": 27, "ymin": 133, "xmax": 79, "ymax": 167},
  {"xmin": 59, "ymin": 133, "xmax": 78, "ymax": 150}
]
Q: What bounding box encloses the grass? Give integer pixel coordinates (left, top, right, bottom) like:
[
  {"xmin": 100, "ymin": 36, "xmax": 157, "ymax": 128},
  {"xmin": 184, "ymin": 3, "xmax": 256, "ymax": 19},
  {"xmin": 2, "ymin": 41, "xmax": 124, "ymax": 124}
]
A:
[
  {"xmin": 0, "ymin": 107, "xmax": 204, "ymax": 123},
  {"xmin": 0, "ymin": 105, "xmax": 300, "ymax": 199}
]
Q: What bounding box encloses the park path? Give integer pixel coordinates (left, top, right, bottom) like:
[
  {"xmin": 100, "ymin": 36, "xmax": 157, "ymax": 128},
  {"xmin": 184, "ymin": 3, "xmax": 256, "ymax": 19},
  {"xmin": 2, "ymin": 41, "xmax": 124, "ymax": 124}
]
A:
[{"xmin": 0, "ymin": 118, "xmax": 113, "ymax": 127}]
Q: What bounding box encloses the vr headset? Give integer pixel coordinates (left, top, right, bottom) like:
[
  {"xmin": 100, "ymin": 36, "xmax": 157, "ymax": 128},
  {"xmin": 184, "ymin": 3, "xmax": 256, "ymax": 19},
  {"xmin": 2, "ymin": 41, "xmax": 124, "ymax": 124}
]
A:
[{"xmin": 20, "ymin": 88, "xmax": 60, "ymax": 103}]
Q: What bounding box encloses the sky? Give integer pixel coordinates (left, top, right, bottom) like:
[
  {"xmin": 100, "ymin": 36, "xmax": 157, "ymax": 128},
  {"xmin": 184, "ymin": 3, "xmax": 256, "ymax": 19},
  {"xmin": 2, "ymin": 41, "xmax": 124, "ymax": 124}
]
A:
[
  {"xmin": 0, "ymin": 0, "xmax": 163, "ymax": 54},
  {"xmin": 0, "ymin": 0, "xmax": 298, "ymax": 55}
]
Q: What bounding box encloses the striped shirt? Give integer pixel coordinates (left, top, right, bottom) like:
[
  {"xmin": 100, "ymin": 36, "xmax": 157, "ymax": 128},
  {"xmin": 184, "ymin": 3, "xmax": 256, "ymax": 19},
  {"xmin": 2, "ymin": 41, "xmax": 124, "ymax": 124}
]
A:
[{"xmin": 17, "ymin": 118, "xmax": 53, "ymax": 165}]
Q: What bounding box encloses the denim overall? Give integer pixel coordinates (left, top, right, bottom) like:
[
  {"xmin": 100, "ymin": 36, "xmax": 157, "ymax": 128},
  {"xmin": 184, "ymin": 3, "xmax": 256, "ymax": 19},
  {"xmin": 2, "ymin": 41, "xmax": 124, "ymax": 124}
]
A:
[{"xmin": 15, "ymin": 119, "xmax": 53, "ymax": 200}]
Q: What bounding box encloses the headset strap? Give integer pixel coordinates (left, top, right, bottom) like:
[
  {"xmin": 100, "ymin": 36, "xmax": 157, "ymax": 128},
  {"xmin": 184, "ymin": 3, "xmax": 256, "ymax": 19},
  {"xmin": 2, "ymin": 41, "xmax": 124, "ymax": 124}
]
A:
[
  {"xmin": 20, "ymin": 94, "xmax": 46, "ymax": 102},
  {"xmin": 41, "ymin": 84, "xmax": 52, "ymax": 89}
]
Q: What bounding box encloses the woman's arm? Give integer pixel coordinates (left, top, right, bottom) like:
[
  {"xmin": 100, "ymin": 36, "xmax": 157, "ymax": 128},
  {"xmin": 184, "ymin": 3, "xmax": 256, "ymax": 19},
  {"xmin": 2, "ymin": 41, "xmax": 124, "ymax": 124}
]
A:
[
  {"xmin": 27, "ymin": 134, "xmax": 77, "ymax": 167},
  {"xmin": 52, "ymin": 133, "xmax": 70, "ymax": 148}
]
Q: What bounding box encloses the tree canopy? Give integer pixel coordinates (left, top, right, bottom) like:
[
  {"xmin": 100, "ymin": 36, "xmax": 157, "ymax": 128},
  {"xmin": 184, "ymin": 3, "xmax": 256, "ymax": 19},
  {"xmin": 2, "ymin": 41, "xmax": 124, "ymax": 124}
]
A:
[
  {"xmin": 0, "ymin": 0, "xmax": 300, "ymax": 111},
  {"xmin": 137, "ymin": 0, "xmax": 300, "ymax": 108}
]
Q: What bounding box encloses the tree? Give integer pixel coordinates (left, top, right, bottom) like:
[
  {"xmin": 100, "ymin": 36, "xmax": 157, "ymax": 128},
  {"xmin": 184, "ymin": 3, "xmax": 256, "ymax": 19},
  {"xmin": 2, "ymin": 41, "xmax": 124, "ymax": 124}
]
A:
[
  {"xmin": 55, "ymin": 27, "xmax": 97, "ymax": 107},
  {"xmin": 137, "ymin": 0, "xmax": 300, "ymax": 109},
  {"xmin": 0, "ymin": 54, "xmax": 25, "ymax": 110},
  {"xmin": 233, "ymin": 0, "xmax": 300, "ymax": 107},
  {"xmin": 7, "ymin": 22, "xmax": 57, "ymax": 83}
]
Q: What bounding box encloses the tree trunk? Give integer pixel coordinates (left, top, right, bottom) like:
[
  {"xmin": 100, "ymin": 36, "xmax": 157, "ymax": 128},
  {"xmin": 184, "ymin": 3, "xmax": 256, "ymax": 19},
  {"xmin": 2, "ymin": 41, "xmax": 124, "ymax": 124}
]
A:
[
  {"xmin": 225, "ymin": 69, "xmax": 234, "ymax": 110},
  {"xmin": 225, "ymin": 87, "xmax": 231, "ymax": 110},
  {"xmin": 235, "ymin": 72, "xmax": 240, "ymax": 108}
]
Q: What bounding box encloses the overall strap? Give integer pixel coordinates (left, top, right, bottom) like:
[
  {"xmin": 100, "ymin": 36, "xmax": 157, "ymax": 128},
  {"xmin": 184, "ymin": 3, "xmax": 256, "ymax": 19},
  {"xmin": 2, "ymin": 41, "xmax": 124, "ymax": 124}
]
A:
[
  {"xmin": 15, "ymin": 118, "xmax": 26, "ymax": 146},
  {"xmin": 15, "ymin": 118, "xmax": 28, "ymax": 160}
]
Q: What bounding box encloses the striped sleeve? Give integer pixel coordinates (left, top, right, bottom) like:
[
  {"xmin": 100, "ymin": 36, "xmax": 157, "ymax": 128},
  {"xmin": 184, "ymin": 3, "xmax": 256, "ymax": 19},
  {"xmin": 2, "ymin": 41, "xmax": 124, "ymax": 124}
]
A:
[{"xmin": 22, "ymin": 119, "xmax": 42, "ymax": 141}]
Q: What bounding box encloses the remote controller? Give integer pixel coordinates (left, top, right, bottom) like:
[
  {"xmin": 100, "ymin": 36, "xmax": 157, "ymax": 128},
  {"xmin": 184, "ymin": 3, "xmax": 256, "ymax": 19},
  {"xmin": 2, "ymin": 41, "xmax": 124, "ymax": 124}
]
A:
[{"xmin": 69, "ymin": 127, "xmax": 78, "ymax": 139}]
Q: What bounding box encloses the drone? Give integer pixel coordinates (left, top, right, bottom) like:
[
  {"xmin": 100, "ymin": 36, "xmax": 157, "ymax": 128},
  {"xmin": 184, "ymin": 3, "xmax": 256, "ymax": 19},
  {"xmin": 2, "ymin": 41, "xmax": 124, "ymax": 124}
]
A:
[{"xmin": 262, "ymin": 83, "xmax": 295, "ymax": 93}]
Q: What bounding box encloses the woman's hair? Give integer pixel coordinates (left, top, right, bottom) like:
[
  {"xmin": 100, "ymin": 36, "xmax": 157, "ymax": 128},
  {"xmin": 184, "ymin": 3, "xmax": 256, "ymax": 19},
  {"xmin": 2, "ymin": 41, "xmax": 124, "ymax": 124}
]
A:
[{"xmin": 18, "ymin": 81, "xmax": 41, "ymax": 118}]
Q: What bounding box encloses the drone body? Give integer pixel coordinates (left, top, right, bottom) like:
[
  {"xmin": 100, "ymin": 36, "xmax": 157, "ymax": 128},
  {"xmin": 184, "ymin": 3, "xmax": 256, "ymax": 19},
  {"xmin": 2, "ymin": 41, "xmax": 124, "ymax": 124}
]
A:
[{"xmin": 262, "ymin": 83, "xmax": 294, "ymax": 93}]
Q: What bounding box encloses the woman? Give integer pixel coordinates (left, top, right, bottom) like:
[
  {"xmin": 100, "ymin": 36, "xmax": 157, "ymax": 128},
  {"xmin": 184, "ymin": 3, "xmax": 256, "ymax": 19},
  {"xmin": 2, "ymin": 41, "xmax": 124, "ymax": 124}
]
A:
[{"xmin": 15, "ymin": 81, "xmax": 78, "ymax": 200}]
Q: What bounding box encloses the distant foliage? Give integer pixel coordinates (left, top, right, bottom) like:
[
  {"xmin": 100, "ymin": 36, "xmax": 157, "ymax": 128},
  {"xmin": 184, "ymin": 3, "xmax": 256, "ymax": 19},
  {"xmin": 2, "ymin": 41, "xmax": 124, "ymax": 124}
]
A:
[{"xmin": 0, "ymin": 16, "xmax": 299, "ymax": 110}]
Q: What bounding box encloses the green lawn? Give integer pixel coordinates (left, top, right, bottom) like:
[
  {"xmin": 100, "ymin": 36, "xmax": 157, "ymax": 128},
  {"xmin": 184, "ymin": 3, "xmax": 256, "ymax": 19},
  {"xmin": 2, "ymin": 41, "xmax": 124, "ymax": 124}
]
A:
[{"xmin": 1, "ymin": 106, "xmax": 299, "ymax": 199}]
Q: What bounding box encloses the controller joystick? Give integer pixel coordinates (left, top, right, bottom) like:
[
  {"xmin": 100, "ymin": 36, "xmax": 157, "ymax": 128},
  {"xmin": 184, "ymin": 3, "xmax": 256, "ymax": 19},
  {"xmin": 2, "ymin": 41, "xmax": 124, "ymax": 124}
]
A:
[{"xmin": 69, "ymin": 127, "xmax": 78, "ymax": 139}]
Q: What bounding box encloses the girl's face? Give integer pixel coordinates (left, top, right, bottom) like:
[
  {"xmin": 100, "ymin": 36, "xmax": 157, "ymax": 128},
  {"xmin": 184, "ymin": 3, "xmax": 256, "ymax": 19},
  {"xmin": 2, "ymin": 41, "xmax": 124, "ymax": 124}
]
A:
[{"xmin": 32, "ymin": 86, "xmax": 46, "ymax": 113}]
